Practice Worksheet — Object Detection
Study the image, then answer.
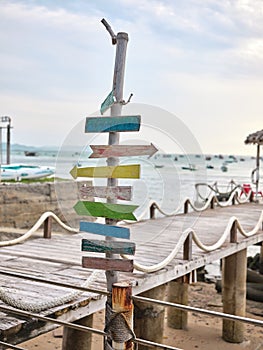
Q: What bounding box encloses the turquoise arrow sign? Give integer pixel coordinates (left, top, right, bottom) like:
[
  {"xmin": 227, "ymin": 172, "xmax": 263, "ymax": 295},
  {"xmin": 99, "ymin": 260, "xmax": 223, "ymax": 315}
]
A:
[{"xmin": 85, "ymin": 115, "xmax": 141, "ymax": 133}]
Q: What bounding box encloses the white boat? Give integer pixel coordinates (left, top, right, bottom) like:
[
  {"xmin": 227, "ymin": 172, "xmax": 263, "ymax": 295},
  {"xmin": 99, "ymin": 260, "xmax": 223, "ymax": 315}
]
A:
[{"xmin": 0, "ymin": 164, "xmax": 55, "ymax": 181}]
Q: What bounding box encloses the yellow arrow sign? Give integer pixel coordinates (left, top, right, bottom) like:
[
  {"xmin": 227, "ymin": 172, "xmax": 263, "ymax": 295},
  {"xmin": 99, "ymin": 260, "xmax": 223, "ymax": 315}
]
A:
[{"xmin": 70, "ymin": 164, "xmax": 140, "ymax": 179}]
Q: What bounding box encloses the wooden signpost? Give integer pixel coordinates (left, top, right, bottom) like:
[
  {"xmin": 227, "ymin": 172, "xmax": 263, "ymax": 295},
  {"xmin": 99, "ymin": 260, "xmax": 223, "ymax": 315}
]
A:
[
  {"xmin": 89, "ymin": 143, "xmax": 158, "ymax": 158},
  {"xmin": 79, "ymin": 185, "xmax": 132, "ymax": 201},
  {"xmin": 85, "ymin": 115, "xmax": 141, "ymax": 133},
  {"xmin": 70, "ymin": 164, "xmax": 140, "ymax": 179},
  {"xmin": 71, "ymin": 19, "xmax": 159, "ymax": 350}
]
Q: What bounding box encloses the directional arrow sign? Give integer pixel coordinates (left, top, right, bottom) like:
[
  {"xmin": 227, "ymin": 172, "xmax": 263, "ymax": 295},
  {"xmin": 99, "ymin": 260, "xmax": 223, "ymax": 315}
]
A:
[
  {"xmin": 82, "ymin": 239, "xmax": 135, "ymax": 255},
  {"xmin": 70, "ymin": 164, "xmax": 140, "ymax": 179},
  {"xmin": 80, "ymin": 221, "xmax": 130, "ymax": 239},
  {"xmin": 85, "ymin": 116, "xmax": 141, "ymax": 133},
  {"xmin": 89, "ymin": 143, "xmax": 158, "ymax": 158},
  {"xmin": 79, "ymin": 185, "xmax": 132, "ymax": 201},
  {"xmin": 74, "ymin": 201, "xmax": 138, "ymax": 221}
]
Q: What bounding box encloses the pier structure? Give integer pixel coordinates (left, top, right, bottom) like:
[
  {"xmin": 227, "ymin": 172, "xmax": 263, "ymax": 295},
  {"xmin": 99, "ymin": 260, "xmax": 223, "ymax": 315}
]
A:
[{"xmin": 0, "ymin": 195, "xmax": 262, "ymax": 349}]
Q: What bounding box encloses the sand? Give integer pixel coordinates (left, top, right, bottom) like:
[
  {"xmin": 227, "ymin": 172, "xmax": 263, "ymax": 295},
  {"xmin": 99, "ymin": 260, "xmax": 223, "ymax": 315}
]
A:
[{"xmin": 20, "ymin": 282, "xmax": 263, "ymax": 350}]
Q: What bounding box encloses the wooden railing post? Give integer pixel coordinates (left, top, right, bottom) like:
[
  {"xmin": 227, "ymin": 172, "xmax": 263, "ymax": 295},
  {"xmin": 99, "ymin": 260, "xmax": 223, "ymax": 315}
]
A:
[
  {"xmin": 230, "ymin": 220, "xmax": 238, "ymax": 243},
  {"xmin": 183, "ymin": 232, "xmax": 192, "ymax": 261},
  {"xmin": 43, "ymin": 216, "xmax": 52, "ymax": 239},
  {"xmin": 184, "ymin": 200, "xmax": 189, "ymax": 214},
  {"xmin": 210, "ymin": 196, "xmax": 215, "ymax": 209},
  {"xmin": 232, "ymin": 192, "xmax": 236, "ymax": 206},
  {"xmin": 150, "ymin": 203, "xmax": 156, "ymax": 219}
]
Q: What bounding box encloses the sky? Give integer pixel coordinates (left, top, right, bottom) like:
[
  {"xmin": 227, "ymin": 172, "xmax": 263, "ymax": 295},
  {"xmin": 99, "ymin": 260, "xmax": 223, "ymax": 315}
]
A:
[{"xmin": 0, "ymin": 0, "xmax": 263, "ymax": 156}]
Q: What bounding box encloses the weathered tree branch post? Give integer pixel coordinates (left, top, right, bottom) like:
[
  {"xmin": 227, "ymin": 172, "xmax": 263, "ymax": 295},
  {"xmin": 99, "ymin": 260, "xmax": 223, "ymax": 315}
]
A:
[{"xmin": 102, "ymin": 19, "xmax": 131, "ymax": 350}]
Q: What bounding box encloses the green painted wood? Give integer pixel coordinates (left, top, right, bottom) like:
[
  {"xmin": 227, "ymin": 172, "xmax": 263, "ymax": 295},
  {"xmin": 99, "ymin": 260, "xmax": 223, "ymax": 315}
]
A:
[
  {"xmin": 100, "ymin": 89, "xmax": 115, "ymax": 115},
  {"xmin": 85, "ymin": 115, "xmax": 141, "ymax": 133},
  {"xmin": 74, "ymin": 201, "xmax": 138, "ymax": 221},
  {"xmin": 82, "ymin": 256, "xmax": 134, "ymax": 272},
  {"xmin": 79, "ymin": 221, "xmax": 130, "ymax": 239},
  {"xmin": 82, "ymin": 239, "xmax": 135, "ymax": 255},
  {"xmin": 89, "ymin": 143, "xmax": 158, "ymax": 158},
  {"xmin": 70, "ymin": 164, "xmax": 140, "ymax": 179}
]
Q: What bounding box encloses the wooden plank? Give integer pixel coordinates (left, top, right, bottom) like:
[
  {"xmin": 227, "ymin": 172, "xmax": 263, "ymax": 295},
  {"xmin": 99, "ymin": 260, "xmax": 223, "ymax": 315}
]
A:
[
  {"xmin": 79, "ymin": 221, "xmax": 130, "ymax": 239},
  {"xmin": 70, "ymin": 164, "xmax": 140, "ymax": 179},
  {"xmin": 82, "ymin": 256, "xmax": 134, "ymax": 272},
  {"xmin": 82, "ymin": 239, "xmax": 135, "ymax": 255},
  {"xmin": 78, "ymin": 185, "xmax": 132, "ymax": 201},
  {"xmin": 74, "ymin": 201, "xmax": 138, "ymax": 221},
  {"xmin": 89, "ymin": 143, "xmax": 158, "ymax": 158},
  {"xmin": 85, "ymin": 115, "xmax": 141, "ymax": 133}
]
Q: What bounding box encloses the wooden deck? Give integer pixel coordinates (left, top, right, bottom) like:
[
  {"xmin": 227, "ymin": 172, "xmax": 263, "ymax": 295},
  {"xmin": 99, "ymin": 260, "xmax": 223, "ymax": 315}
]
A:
[{"xmin": 0, "ymin": 201, "xmax": 263, "ymax": 345}]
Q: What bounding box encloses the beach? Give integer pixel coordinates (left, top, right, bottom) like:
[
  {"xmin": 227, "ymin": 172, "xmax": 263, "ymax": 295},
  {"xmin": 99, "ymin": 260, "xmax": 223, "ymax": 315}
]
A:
[{"xmin": 20, "ymin": 282, "xmax": 263, "ymax": 350}]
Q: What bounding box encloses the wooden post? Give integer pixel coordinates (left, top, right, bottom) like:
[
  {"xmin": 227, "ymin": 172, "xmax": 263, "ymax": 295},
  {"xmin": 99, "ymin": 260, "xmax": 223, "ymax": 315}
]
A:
[
  {"xmin": 184, "ymin": 200, "xmax": 189, "ymax": 214},
  {"xmin": 167, "ymin": 277, "xmax": 188, "ymax": 330},
  {"xmin": 259, "ymin": 242, "xmax": 263, "ymax": 275},
  {"xmin": 43, "ymin": 216, "xmax": 52, "ymax": 238},
  {"xmin": 102, "ymin": 20, "xmax": 129, "ymax": 350},
  {"xmin": 210, "ymin": 196, "xmax": 215, "ymax": 209},
  {"xmin": 106, "ymin": 282, "xmax": 134, "ymax": 350},
  {"xmin": 6, "ymin": 122, "xmax": 11, "ymax": 164},
  {"xmin": 222, "ymin": 249, "xmax": 247, "ymax": 343},
  {"xmin": 230, "ymin": 220, "xmax": 237, "ymax": 243},
  {"xmin": 105, "ymin": 25, "xmax": 129, "ymax": 291},
  {"xmin": 255, "ymin": 144, "xmax": 260, "ymax": 200},
  {"xmin": 134, "ymin": 284, "xmax": 167, "ymax": 350},
  {"xmin": 62, "ymin": 314, "xmax": 93, "ymax": 350},
  {"xmin": 150, "ymin": 203, "xmax": 156, "ymax": 219}
]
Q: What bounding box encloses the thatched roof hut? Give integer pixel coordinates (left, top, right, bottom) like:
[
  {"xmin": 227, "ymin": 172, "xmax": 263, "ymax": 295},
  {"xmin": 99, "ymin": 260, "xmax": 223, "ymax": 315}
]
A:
[
  {"xmin": 244, "ymin": 129, "xmax": 262, "ymax": 198},
  {"xmin": 244, "ymin": 129, "xmax": 263, "ymax": 145}
]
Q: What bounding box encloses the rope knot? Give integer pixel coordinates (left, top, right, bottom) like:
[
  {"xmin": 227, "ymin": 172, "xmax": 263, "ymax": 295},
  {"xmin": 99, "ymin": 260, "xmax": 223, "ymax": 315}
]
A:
[{"xmin": 105, "ymin": 303, "xmax": 135, "ymax": 344}]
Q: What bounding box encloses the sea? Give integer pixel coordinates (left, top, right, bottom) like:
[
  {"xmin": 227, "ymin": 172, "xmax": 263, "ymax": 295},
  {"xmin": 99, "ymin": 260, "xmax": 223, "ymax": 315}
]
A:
[{"xmin": 7, "ymin": 148, "xmax": 263, "ymax": 280}]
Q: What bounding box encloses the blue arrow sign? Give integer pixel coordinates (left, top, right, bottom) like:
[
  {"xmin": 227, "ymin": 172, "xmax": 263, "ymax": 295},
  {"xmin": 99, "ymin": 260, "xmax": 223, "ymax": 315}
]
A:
[{"xmin": 79, "ymin": 221, "xmax": 130, "ymax": 239}]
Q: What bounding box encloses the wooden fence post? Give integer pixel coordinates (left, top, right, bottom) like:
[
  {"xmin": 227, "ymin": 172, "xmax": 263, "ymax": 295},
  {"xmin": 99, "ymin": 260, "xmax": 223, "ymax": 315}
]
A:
[
  {"xmin": 150, "ymin": 203, "xmax": 156, "ymax": 219},
  {"xmin": 43, "ymin": 216, "xmax": 52, "ymax": 238}
]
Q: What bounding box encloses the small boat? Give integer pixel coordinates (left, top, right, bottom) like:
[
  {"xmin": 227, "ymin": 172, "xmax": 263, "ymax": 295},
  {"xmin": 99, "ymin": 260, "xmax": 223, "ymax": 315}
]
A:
[
  {"xmin": 24, "ymin": 151, "xmax": 38, "ymax": 156},
  {"xmin": 221, "ymin": 164, "xmax": 228, "ymax": 172},
  {"xmin": 182, "ymin": 164, "xmax": 197, "ymax": 171},
  {"xmin": 0, "ymin": 164, "xmax": 55, "ymax": 181}
]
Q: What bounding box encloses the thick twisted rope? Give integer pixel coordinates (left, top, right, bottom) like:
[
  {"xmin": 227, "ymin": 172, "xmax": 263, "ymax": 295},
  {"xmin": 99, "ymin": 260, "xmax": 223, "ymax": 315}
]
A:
[
  {"xmin": 122, "ymin": 210, "xmax": 263, "ymax": 273},
  {"xmin": 0, "ymin": 270, "xmax": 104, "ymax": 312},
  {"xmin": 0, "ymin": 211, "xmax": 78, "ymax": 247}
]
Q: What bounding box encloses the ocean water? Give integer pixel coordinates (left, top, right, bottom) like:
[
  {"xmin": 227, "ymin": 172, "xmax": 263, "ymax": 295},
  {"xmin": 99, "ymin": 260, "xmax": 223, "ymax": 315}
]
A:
[
  {"xmin": 8, "ymin": 149, "xmax": 262, "ymax": 277},
  {"xmin": 9, "ymin": 149, "xmax": 262, "ymax": 214}
]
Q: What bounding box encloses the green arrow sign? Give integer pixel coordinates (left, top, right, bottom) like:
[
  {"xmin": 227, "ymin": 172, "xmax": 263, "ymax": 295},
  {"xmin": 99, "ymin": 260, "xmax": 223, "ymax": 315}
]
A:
[{"xmin": 74, "ymin": 201, "xmax": 138, "ymax": 221}]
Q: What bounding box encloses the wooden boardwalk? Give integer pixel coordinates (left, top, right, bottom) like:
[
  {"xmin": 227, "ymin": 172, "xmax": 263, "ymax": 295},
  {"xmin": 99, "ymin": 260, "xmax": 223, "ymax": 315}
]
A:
[{"xmin": 0, "ymin": 201, "xmax": 263, "ymax": 345}]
